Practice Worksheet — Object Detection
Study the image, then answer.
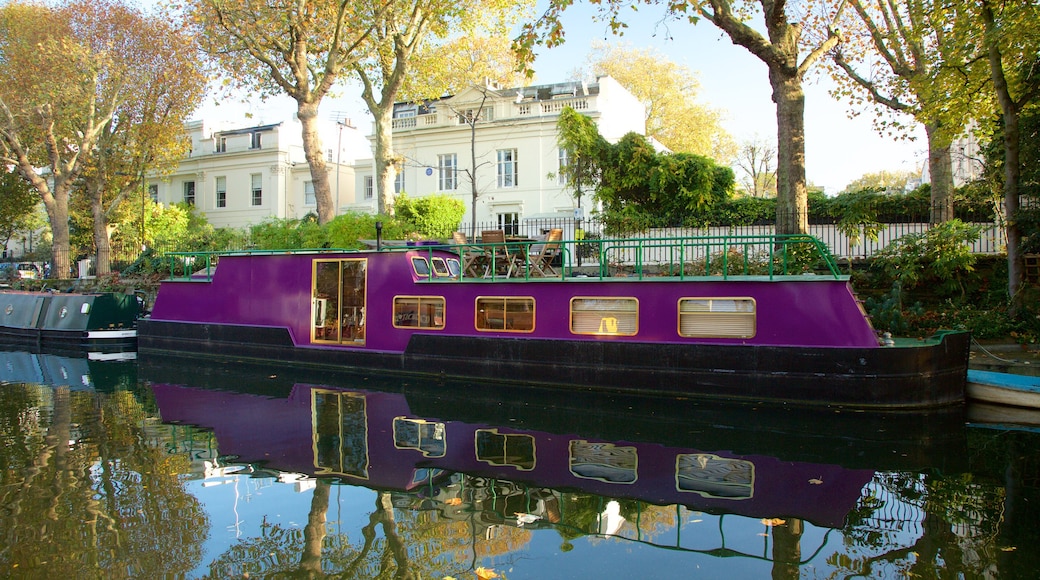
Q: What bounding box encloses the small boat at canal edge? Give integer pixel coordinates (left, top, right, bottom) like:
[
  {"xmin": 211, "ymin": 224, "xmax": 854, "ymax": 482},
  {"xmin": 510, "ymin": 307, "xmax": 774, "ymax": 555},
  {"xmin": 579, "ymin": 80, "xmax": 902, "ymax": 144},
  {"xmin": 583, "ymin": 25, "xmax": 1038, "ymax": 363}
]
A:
[
  {"xmin": 137, "ymin": 233, "xmax": 969, "ymax": 409},
  {"xmin": 967, "ymin": 369, "xmax": 1040, "ymax": 409},
  {"xmin": 0, "ymin": 290, "xmax": 139, "ymax": 351}
]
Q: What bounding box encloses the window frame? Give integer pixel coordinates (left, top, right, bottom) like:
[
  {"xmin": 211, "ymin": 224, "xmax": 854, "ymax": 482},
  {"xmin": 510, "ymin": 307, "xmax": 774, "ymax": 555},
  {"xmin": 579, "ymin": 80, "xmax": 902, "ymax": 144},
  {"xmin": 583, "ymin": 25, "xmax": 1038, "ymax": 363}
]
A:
[
  {"xmin": 183, "ymin": 181, "xmax": 195, "ymax": 206},
  {"xmin": 569, "ymin": 296, "xmax": 639, "ymax": 336},
  {"xmin": 250, "ymin": 173, "xmax": 262, "ymax": 206},
  {"xmin": 475, "ymin": 296, "xmax": 536, "ymax": 333},
  {"xmin": 677, "ymin": 297, "xmax": 757, "ymax": 339},
  {"xmin": 392, "ymin": 295, "xmax": 446, "ymax": 330},
  {"xmin": 497, "ymin": 148, "xmax": 518, "ymax": 188},
  {"xmin": 438, "ymin": 153, "xmax": 457, "ymax": 191},
  {"xmin": 215, "ymin": 176, "xmax": 227, "ymax": 208}
]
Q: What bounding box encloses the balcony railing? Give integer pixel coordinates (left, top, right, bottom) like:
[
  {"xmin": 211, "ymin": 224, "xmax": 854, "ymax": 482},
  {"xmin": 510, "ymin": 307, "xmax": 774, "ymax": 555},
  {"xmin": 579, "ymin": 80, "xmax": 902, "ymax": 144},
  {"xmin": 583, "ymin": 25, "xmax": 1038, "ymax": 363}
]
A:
[{"xmin": 390, "ymin": 95, "xmax": 595, "ymax": 131}]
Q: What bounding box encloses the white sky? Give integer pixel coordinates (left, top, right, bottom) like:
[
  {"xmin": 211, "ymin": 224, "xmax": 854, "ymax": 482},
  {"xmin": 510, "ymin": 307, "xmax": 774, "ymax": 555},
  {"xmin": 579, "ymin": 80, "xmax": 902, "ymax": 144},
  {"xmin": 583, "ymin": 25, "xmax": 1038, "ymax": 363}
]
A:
[{"xmin": 193, "ymin": 2, "xmax": 930, "ymax": 195}]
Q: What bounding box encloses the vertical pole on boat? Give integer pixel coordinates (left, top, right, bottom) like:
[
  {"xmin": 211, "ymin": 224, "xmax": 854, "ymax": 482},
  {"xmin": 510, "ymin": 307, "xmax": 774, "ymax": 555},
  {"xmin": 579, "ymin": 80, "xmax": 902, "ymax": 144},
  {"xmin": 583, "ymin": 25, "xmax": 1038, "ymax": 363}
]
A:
[{"xmin": 375, "ymin": 221, "xmax": 383, "ymax": 251}]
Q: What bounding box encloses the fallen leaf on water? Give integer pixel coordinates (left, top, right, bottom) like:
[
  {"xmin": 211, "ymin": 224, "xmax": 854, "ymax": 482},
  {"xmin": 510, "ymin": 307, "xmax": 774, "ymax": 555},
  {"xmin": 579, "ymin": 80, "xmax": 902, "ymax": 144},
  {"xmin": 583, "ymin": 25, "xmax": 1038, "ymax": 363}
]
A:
[
  {"xmin": 809, "ymin": 478, "xmax": 823, "ymax": 485},
  {"xmin": 760, "ymin": 518, "xmax": 786, "ymax": 527},
  {"xmin": 445, "ymin": 497, "xmax": 463, "ymax": 506},
  {"xmin": 1001, "ymin": 546, "xmax": 1018, "ymax": 552},
  {"xmin": 475, "ymin": 567, "xmax": 499, "ymax": 579}
]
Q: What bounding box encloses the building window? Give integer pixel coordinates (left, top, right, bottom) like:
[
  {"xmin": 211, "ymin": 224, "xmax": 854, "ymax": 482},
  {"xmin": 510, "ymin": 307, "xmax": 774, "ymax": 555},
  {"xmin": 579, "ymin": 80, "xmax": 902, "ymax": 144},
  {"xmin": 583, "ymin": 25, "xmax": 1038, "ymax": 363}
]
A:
[
  {"xmin": 476, "ymin": 296, "xmax": 535, "ymax": 332},
  {"xmin": 497, "ymin": 148, "xmax": 518, "ymax": 188},
  {"xmin": 250, "ymin": 131, "xmax": 262, "ymax": 149},
  {"xmin": 215, "ymin": 136, "xmax": 226, "ymax": 153},
  {"xmin": 570, "ymin": 297, "xmax": 638, "ymax": 336},
  {"xmin": 393, "ymin": 296, "xmax": 445, "ymax": 329},
  {"xmin": 394, "ymin": 171, "xmax": 404, "ymax": 194},
  {"xmin": 558, "ymin": 148, "xmax": 570, "ymax": 185},
  {"xmin": 215, "ymin": 176, "xmax": 226, "ymax": 208},
  {"xmin": 497, "ymin": 212, "xmax": 519, "ymax": 236},
  {"xmin": 251, "ymin": 173, "xmax": 262, "ymax": 206},
  {"xmin": 678, "ymin": 298, "xmax": 756, "ymax": 338},
  {"xmin": 458, "ymin": 106, "xmax": 493, "ymax": 124},
  {"xmin": 438, "ymin": 154, "xmax": 457, "ymax": 191},
  {"xmin": 183, "ymin": 181, "xmax": 195, "ymax": 206},
  {"xmin": 363, "ymin": 176, "xmax": 374, "ymax": 200},
  {"xmin": 305, "ymin": 181, "xmax": 315, "ymax": 205},
  {"xmin": 148, "ymin": 184, "xmax": 158, "ymax": 202}
]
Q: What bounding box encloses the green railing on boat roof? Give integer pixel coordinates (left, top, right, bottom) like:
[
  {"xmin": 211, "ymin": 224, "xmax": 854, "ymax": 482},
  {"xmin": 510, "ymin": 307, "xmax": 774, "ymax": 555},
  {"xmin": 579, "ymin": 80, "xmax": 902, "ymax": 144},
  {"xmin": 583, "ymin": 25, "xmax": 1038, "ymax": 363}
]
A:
[{"xmin": 160, "ymin": 233, "xmax": 843, "ymax": 282}]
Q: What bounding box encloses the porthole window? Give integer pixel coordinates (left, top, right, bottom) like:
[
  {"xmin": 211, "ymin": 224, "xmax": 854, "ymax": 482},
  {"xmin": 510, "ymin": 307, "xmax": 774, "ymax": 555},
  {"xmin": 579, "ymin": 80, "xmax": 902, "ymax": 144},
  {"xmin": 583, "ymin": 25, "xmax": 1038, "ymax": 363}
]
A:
[
  {"xmin": 411, "ymin": 257, "xmax": 431, "ymax": 277},
  {"xmin": 431, "ymin": 257, "xmax": 450, "ymax": 276}
]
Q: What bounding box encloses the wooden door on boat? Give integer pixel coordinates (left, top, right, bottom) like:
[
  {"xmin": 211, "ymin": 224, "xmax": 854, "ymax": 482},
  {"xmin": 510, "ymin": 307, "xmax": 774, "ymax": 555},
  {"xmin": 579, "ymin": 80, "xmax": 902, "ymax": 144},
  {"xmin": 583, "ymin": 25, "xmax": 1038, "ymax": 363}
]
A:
[{"xmin": 312, "ymin": 258, "xmax": 367, "ymax": 345}]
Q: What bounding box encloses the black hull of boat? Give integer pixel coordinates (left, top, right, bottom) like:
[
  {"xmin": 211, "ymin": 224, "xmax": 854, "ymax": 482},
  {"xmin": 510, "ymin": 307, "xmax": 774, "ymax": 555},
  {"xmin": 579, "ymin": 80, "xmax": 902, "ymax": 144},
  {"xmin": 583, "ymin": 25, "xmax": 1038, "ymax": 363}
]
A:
[
  {"xmin": 138, "ymin": 319, "xmax": 969, "ymax": 410},
  {"xmin": 0, "ymin": 327, "xmax": 138, "ymax": 352}
]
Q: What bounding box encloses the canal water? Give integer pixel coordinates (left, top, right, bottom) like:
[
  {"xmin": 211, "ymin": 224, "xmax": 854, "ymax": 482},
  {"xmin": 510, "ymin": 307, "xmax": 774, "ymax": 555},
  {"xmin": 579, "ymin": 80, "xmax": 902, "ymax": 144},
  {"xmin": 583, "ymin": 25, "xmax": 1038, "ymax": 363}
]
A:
[{"xmin": 1, "ymin": 349, "xmax": 1039, "ymax": 579}]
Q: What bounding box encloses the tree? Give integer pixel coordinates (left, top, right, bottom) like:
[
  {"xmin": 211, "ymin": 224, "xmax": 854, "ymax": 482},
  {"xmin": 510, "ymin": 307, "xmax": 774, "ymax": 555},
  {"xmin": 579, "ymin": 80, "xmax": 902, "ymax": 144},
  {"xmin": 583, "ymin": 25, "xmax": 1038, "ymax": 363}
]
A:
[
  {"xmin": 972, "ymin": 0, "xmax": 1040, "ymax": 305},
  {"xmin": 585, "ymin": 43, "xmax": 736, "ymax": 161},
  {"xmin": 79, "ymin": 5, "xmax": 206, "ymax": 275},
  {"xmin": 735, "ymin": 136, "xmax": 777, "ymax": 197},
  {"xmin": 190, "ymin": 0, "xmax": 393, "ymax": 225},
  {"xmin": 0, "ymin": 169, "xmax": 39, "ymax": 255},
  {"xmin": 828, "ymin": 0, "xmax": 962, "ymax": 224},
  {"xmin": 517, "ymin": 1, "xmax": 847, "ymax": 235},
  {"xmin": 0, "ymin": 0, "xmax": 130, "ymax": 277},
  {"xmin": 354, "ymin": 0, "xmax": 530, "ymax": 216}
]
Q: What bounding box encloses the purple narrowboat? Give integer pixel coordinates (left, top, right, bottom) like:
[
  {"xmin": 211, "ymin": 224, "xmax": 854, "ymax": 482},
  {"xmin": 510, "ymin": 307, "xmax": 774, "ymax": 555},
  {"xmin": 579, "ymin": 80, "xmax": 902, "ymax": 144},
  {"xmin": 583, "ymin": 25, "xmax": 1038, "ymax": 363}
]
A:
[{"xmin": 138, "ymin": 234, "xmax": 969, "ymax": 409}]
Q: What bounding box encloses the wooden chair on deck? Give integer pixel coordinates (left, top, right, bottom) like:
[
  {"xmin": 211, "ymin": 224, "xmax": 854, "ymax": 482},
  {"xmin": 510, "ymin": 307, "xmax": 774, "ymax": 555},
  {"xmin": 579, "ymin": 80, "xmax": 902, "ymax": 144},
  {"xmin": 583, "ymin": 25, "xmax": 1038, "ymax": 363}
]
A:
[
  {"xmin": 529, "ymin": 228, "xmax": 563, "ymax": 277},
  {"xmin": 480, "ymin": 230, "xmax": 516, "ymax": 278},
  {"xmin": 453, "ymin": 232, "xmax": 486, "ymax": 277}
]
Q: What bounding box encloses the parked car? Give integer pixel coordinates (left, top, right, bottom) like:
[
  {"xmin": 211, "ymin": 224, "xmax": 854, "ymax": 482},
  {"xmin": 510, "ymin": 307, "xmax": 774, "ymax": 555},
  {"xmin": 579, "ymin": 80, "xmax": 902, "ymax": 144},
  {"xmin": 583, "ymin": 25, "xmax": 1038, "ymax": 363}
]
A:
[{"xmin": 0, "ymin": 262, "xmax": 40, "ymax": 280}]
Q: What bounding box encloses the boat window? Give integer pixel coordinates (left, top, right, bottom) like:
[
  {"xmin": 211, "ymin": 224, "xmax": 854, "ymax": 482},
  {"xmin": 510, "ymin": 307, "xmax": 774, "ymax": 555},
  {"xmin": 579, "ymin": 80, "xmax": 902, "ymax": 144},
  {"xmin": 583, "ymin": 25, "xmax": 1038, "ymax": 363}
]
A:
[
  {"xmin": 569, "ymin": 440, "xmax": 637, "ymax": 484},
  {"xmin": 312, "ymin": 259, "xmax": 367, "ymax": 346},
  {"xmin": 678, "ymin": 297, "xmax": 756, "ymax": 338},
  {"xmin": 676, "ymin": 453, "xmax": 754, "ymax": 499},
  {"xmin": 393, "ymin": 417, "xmax": 446, "ymax": 457},
  {"xmin": 312, "ymin": 390, "xmax": 368, "ymax": 478},
  {"xmin": 411, "ymin": 257, "xmax": 431, "ymax": 276},
  {"xmin": 393, "ymin": 296, "xmax": 446, "ymax": 329},
  {"xmin": 446, "ymin": 258, "xmax": 461, "ymax": 277},
  {"xmin": 570, "ymin": 297, "xmax": 638, "ymax": 336},
  {"xmin": 475, "ymin": 296, "xmax": 535, "ymax": 332},
  {"xmin": 475, "ymin": 429, "xmax": 535, "ymax": 470},
  {"xmin": 431, "ymin": 257, "xmax": 450, "ymax": 276}
]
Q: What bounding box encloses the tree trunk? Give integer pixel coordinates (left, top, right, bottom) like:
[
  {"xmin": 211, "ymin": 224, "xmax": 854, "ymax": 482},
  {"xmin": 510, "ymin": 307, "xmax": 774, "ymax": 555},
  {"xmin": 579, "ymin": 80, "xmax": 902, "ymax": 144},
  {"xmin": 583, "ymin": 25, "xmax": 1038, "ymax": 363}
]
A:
[
  {"xmin": 298, "ymin": 101, "xmax": 334, "ymax": 224},
  {"xmin": 45, "ymin": 182, "xmax": 72, "ymax": 279},
  {"xmin": 981, "ymin": 0, "xmax": 1023, "ymax": 305},
  {"xmin": 924, "ymin": 123, "xmax": 954, "ymax": 224},
  {"xmin": 372, "ymin": 105, "xmax": 396, "ymax": 216},
  {"xmin": 771, "ymin": 71, "xmax": 808, "ymax": 235},
  {"xmin": 771, "ymin": 518, "xmax": 803, "ymax": 580},
  {"xmin": 88, "ymin": 179, "xmax": 112, "ymax": 276}
]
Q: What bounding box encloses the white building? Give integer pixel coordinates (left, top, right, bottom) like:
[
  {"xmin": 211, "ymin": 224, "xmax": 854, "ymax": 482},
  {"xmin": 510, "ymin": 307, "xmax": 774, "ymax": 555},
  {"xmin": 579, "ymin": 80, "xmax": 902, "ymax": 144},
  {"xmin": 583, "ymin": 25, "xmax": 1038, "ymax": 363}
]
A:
[
  {"xmin": 149, "ymin": 118, "xmax": 368, "ymax": 229},
  {"xmin": 353, "ymin": 76, "xmax": 647, "ymax": 233}
]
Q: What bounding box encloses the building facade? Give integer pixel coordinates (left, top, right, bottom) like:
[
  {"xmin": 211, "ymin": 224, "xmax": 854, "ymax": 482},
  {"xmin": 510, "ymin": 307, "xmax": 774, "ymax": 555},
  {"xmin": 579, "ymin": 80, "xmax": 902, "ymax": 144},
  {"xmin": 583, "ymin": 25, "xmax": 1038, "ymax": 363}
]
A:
[
  {"xmin": 149, "ymin": 118, "xmax": 367, "ymax": 229},
  {"xmin": 352, "ymin": 76, "xmax": 647, "ymax": 233}
]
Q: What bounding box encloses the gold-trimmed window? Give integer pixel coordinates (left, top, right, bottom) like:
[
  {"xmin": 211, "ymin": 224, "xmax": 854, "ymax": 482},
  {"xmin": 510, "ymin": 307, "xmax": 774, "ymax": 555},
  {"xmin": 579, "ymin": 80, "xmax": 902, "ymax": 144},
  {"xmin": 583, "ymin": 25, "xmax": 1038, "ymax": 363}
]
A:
[
  {"xmin": 570, "ymin": 297, "xmax": 638, "ymax": 336},
  {"xmin": 411, "ymin": 257, "xmax": 431, "ymax": 277},
  {"xmin": 475, "ymin": 429, "xmax": 535, "ymax": 470},
  {"xmin": 431, "ymin": 257, "xmax": 450, "ymax": 277},
  {"xmin": 393, "ymin": 417, "xmax": 446, "ymax": 457},
  {"xmin": 678, "ymin": 298, "xmax": 756, "ymax": 338},
  {"xmin": 393, "ymin": 296, "xmax": 445, "ymax": 329},
  {"xmin": 676, "ymin": 453, "xmax": 754, "ymax": 499},
  {"xmin": 475, "ymin": 296, "xmax": 535, "ymax": 332},
  {"xmin": 569, "ymin": 440, "xmax": 637, "ymax": 484}
]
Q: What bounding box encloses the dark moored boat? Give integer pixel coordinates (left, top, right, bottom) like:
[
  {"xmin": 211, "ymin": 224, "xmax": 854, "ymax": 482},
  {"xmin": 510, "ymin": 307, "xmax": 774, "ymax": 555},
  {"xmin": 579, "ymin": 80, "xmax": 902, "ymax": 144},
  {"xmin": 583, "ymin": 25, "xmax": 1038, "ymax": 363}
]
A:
[
  {"xmin": 0, "ymin": 290, "xmax": 139, "ymax": 351},
  {"xmin": 138, "ymin": 234, "xmax": 968, "ymax": 409}
]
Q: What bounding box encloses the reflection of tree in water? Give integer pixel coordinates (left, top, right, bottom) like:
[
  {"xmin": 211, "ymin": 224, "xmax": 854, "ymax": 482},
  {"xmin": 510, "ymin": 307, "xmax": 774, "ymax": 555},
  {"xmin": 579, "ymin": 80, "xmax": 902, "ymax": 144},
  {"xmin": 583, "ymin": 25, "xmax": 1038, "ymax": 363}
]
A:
[
  {"xmin": 833, "ymin": 469, "xmax": 1007, "ymax": 577},
  {"xmin": 0, "ymin": 385, "xmax": 208, "ymax": 577}
]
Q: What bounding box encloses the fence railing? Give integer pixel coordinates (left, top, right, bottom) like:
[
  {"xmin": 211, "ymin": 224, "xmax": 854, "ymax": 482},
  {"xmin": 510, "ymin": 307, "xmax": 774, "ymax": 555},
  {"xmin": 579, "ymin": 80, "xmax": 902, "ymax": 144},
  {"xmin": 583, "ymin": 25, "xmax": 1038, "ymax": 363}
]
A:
[{"xmin": 4, "ymin": 217, "xmax": 1007, "ymax": 280}]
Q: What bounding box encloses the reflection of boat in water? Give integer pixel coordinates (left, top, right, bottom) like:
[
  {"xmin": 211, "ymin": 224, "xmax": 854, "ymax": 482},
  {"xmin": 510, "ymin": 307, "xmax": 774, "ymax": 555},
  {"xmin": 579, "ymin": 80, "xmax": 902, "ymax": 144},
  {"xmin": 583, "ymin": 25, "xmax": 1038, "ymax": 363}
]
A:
[
  {"xmin": 142, "ymin": 355, "xmax": 967, "ymax": 529},
  {"xmin": 0, "ymin": 348, "xmax": 137, "ymax": 391}
]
